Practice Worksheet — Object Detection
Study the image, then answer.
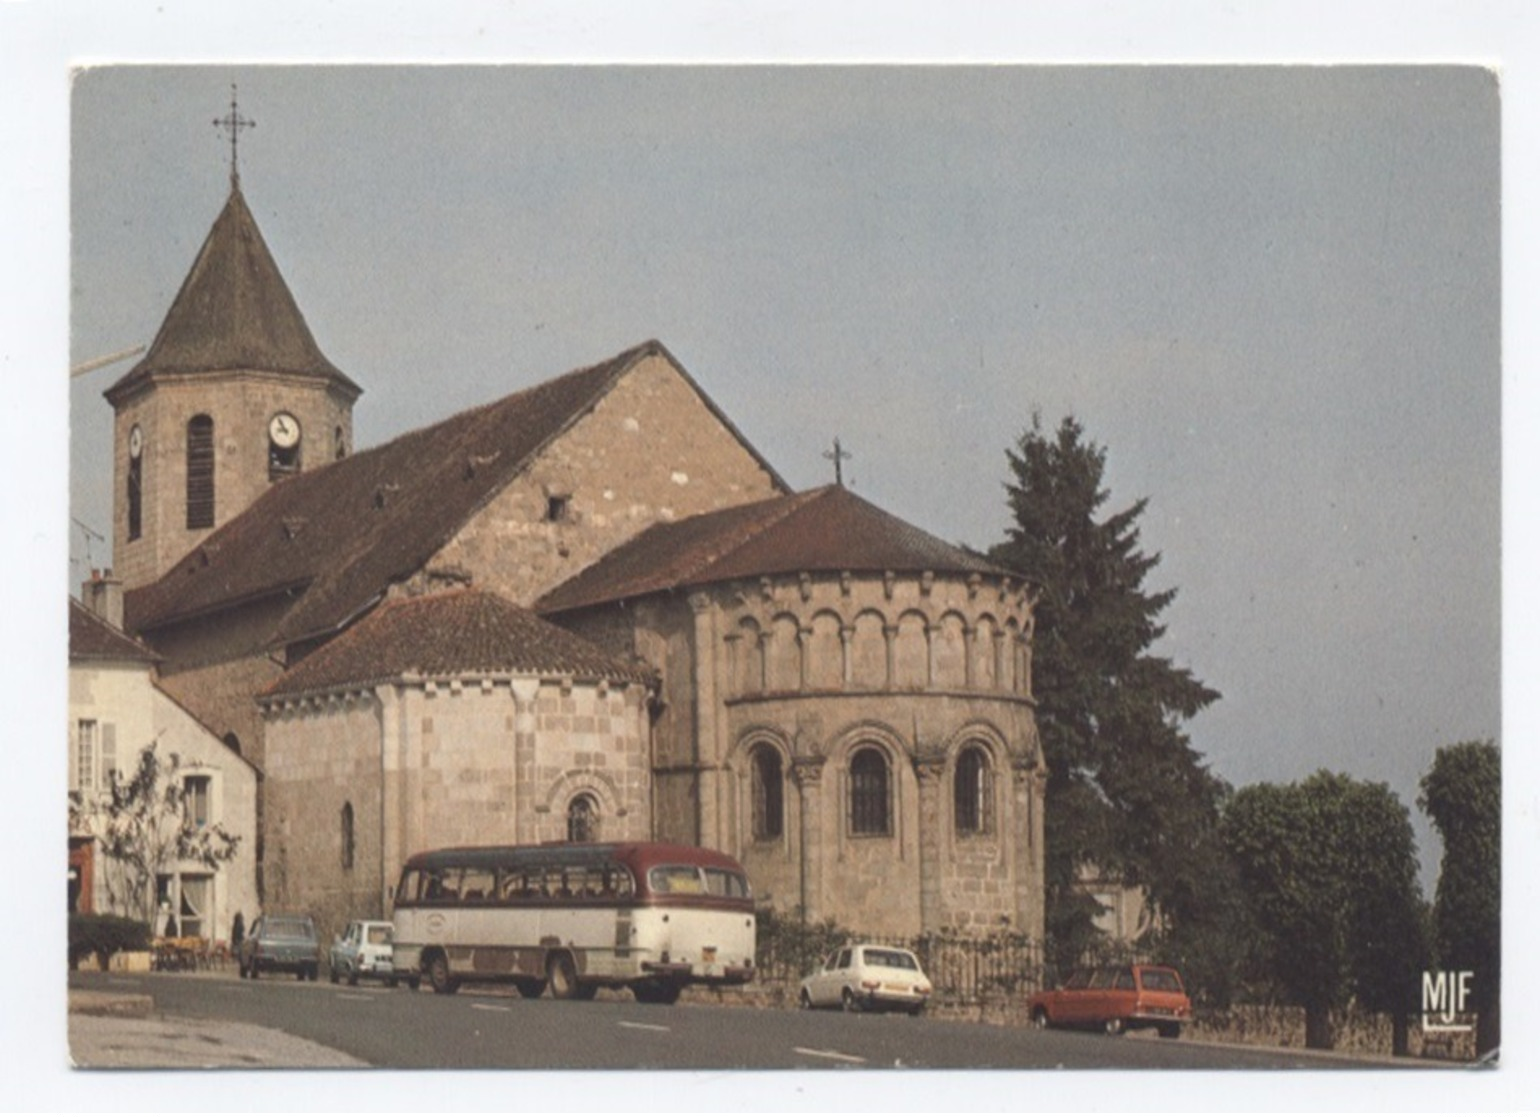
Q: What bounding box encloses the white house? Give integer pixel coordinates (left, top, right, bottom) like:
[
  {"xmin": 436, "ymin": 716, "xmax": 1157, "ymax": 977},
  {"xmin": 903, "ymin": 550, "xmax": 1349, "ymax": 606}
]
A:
[{"xmin": 69, "ymin": 579, "xmax": 258, "ymax": 945}]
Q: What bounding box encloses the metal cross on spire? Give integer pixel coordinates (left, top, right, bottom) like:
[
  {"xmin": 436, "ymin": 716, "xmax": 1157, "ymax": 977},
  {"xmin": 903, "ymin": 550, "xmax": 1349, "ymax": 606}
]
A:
[
  {"xmin": 213, "ymin": 84, "xmax": 255, "ymax": 188},
  {"xmin": 824, "ymin": 437, "xmax": 853, "ymax": 487}
]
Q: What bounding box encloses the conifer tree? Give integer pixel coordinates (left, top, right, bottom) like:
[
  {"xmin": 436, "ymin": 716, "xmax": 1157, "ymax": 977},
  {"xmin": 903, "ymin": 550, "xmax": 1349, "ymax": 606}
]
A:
[{"xmin": 989, "ymin": 414, "xmax": 1224, "ymax": 973}]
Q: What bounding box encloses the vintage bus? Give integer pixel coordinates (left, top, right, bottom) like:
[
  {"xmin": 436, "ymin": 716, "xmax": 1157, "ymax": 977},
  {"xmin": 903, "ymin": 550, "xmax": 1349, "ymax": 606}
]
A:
[{"xmin": 391, "ymin": 842, "xmax": 756, "ymax": 1004}]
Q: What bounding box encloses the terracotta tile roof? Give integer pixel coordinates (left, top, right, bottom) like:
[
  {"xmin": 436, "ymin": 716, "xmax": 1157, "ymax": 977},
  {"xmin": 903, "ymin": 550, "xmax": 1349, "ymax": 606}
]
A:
[
  {"xmin": 260, "ymin": 589, "xmax": 655, "ymax": 698},
  {"xmin": 124, "ymin": 340, "xmax": 782, "ymax": 646},
  {"xmin": 105, "ymin": 185, "xmax": 360, "ymax": 402},
  {"xmin": 537, "ymin": 484, "xmax": 1009, "ymax": 615},
  {"xmin": 69, "ymin": 599, "xmax": 160, "ymax": 663}
]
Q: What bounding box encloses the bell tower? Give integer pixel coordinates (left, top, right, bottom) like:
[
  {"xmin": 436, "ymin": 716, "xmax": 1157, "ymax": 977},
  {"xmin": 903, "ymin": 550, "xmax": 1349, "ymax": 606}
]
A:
[{"xmin": 104, "ymin": 88, "xmax": 363, "ymax": 590}]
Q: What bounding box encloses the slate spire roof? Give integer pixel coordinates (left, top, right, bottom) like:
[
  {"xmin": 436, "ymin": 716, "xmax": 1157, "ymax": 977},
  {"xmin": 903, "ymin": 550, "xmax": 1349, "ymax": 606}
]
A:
[
  {"xmin": 537, "ymin": 484, "xmax": 1009, "ymax": 615},
  {"xmin": 106, "ymin": 184, "xmax": 360, "ymax": 402},
  {"xmin": 261, "ymin": 588, "xmax": 655, "ymax": 699}
]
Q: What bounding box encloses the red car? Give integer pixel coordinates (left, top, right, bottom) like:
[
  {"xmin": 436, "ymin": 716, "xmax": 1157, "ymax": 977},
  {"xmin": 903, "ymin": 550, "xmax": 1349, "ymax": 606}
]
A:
[{"xmin": 1028, "ymin": 964, "xmax": 1191, "ymax": 1038}]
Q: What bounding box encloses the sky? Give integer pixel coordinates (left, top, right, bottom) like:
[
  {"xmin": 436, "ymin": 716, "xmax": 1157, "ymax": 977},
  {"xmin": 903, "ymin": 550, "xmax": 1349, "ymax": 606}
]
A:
[
  {"xmin": 67, "ymin": 65, "xmax": 1499, "ymax": 887},
  {"xmin": 10, "ymin": 3, "xmax": 1539, "ymax": 1111}
]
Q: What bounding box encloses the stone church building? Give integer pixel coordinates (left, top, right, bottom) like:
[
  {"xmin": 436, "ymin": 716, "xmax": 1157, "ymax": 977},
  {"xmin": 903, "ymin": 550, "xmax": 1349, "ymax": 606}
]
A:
[{"xmin": 92, "ymin": 174, "xmax": 1047, "ymax": 942}]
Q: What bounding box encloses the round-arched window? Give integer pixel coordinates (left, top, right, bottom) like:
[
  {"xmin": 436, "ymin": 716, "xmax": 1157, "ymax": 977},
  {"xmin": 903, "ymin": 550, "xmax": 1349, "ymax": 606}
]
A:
[
  {"xmin": 849, "ymin": 746, "xmax": 891, "ymax": 836},
  {"xmin": 567, "ymin": 793, "xmax": 599, "ymax": 843}
]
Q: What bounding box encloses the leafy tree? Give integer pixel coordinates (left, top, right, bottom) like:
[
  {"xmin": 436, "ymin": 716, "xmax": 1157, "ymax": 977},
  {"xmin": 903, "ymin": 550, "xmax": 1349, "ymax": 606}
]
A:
[
  {"xmin": 989, "ymin": 414, "xmax": 1225, "ymax": 971},
  {"xmin": 87, "ymin": 742, "xmax": 242, "ymax": 932},
  {"xmin": 1222, "ymin": 771, "xmax": 1428, "ymax": 1050},
  {"xmin": 1419, "ymin": 739, "xmax": 1500, "ymax": 1057}
]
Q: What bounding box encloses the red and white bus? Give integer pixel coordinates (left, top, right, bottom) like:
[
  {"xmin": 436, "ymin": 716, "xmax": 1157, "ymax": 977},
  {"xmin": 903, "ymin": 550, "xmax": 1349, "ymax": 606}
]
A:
[{"xmin": 391, "ymin": 842, "xmax": 756, "ymax": 1004}]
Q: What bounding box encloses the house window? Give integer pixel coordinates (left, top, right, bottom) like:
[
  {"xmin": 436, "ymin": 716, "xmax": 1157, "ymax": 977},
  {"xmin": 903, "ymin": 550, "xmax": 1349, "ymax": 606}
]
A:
[
  {"xmin": 341, "ymin": 802, "xmax": 355, "ymax": 871},
  {"xmin": 751, "ymin": 745, "xmax": 784, "ymax": 841},
  {"xmin": 849, "ymin": 746, "xmax": 891, "ymax": 836},
  {"xmin": 567, "ymin": 793, "xmax": 598, "ymax": 842},
  {"xmin": 954, "ymin": 745, "xmax": 992, "ymax": 835},
  {"xmin": 74, "ymin": 720, "xmax": 116, "ymax": 792},
  {"xmin": 74, "ymin": 720, "xmax": 98, "ymax": 792},
  {"xmin": 184, "ymin": 775, "xmax": 211, "ymax": 829},
  {"xmin": 186, "ymin": 415, "xmax": 215, "ymax": 529},
  {"xmin": 179, "ymin": 875, "xmax": 210, "ymax": 939}
]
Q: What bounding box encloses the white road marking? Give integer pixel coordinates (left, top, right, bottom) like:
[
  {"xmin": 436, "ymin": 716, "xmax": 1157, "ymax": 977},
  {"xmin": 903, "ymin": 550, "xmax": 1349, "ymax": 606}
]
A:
[
  {"xmin": 618, "ymin": 1021, "xmax": 671, "ymax": 1033},
  {"xmin": 336, "ymin": 993, "xmax": 374, "ymax": 1002},
  {"xmin": 472, "ymin": 1002, "xmax": 512, "ymax": 1012},
  {"xmin": 794, "ymin": 1046, "xmax": 867, "ymax": 1064}
]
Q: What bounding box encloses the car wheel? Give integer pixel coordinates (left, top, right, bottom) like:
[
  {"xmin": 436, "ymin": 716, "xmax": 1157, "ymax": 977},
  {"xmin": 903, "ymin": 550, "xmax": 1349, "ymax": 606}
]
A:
[
  {"xmin": 1158, "ymin": 1023, "xmax": 1181, "ymax": 1039},
  {"xmin": 309, "ymin": 965, "xmax": 320, "ymax": 982},
  {"xmin": 427, "ymin": 953, "xmax": 459, "ymax": 995},
  {"xmin": 798, "ymin": 988, "xmax": 813, "ymax": 1010},
  {"xmin": 386, "ymin": 977, "xmax": 399, "ymax": 989},
  {"xmin": 407, "ymin": 976, "xmax": 421, "ymax": 992},
  {"xmin": 238, "ymin": 960, "xmax": 248, "ymax": 979},
  {"xmin": 907, "ymin": 1003, "xmax": 925, "ymax": 1017},
  {"xmin": 295, "ymin": 968, "xmax": 306, "ymax": 981},
  {"xmin": 328, "ymin": 964, "xmax": 339, "ymax": 984},
  {"xmin": 347, "ymin": 966, "xmax": 359, "ymax": 987},
  {"xmin": 1031, "ymin": 1007, "xmax": 1050, "ymax": 1030},
  {"xmin": 841, "ymin": 988, "xmax": 862, "ymax": 1014},
  {"xmin": 1104, "ymin": 1017, "xmax": 1125, "ymax": 1036}
]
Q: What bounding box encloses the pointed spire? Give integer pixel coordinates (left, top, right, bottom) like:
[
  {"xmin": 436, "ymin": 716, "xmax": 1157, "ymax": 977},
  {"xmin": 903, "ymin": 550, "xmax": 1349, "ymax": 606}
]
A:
[{"xmin": 107, "ymin": 184, "xmax": 360, "ymax": 401}]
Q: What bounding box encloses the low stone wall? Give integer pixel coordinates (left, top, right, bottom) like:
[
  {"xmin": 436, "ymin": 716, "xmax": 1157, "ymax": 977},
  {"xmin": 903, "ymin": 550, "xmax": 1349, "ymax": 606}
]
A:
[{"xmin": 683, "ymin": 980, "xmax": 1477, "ymax": 1061}]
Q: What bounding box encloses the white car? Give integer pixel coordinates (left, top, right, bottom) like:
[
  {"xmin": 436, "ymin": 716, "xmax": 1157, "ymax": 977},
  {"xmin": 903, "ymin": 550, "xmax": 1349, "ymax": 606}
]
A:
[
  {"xmin": 798, "ymin": 944, "xmax": 932, "ymax": 1015},
  {"xmin": 329, "ymin": 920, "xmax": 397, "ymax": 987}
]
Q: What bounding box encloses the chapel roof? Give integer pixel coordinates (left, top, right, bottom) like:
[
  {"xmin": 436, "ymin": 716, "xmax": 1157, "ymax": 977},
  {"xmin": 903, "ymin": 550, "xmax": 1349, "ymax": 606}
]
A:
[
  {"xmin": 537, "ymin": 484, "xmax": 1009, "ymax": 615},
  {"xmin": 124, "ymin": 340, "xmax": 782, "ymax": 644},
  {"xmin": 68, "ymin": 598, "xmax": 160, "ymax": 664},
  {"xmin": 260, "ymin": 588, "xmax": 655, "ymax": 699},
  {"xmin": 105, "ymin": 184, "xmax": 360, "ymax": 402}
]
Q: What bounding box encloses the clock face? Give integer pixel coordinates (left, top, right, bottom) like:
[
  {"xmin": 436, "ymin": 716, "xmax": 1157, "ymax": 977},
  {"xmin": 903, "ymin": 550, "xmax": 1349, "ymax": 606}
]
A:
[
  {"xmin": 128, "ymin": 424, "xmax": 143, "ymax": 459},
  {"xmin": 269, "ymin": 412, "xmax": 301, "ymax": 449}
]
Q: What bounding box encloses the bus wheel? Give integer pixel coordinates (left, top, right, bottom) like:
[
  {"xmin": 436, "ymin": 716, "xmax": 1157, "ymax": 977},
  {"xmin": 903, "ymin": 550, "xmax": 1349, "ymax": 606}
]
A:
[
  {"xmin": 634, "ymin": 980, "xmax": 681, "ymax": 1005},
  {"xmin": 547, "ymin": 953, "xmax": 580, "ymax": 1000},
  {"xmin": 427, "ymin": 954, "xmax": 459, "ymax": 995},
  {"xmin": 514, "ymin": 978, "xmax": 548, "ymax": 999}
]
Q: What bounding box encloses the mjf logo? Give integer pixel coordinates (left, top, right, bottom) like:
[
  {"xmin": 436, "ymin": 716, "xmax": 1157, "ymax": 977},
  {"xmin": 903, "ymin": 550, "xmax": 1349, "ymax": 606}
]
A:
[{"xmin": 1421, "ymin": 970, "xmax": 1475, "ymax": 1033}]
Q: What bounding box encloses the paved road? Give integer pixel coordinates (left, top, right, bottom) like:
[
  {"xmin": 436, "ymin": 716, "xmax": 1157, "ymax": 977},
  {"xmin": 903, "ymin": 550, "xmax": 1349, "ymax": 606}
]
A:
[{"xmin": 67, "ymin": 971, "xmax": 1407, "ymax": 1071}]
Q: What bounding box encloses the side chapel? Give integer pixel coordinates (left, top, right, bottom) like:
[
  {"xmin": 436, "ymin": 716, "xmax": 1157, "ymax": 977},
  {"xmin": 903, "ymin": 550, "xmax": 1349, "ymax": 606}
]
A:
[{"xmin": 88, "ymin": 150, "xmax": 1047, "ymax": 942}]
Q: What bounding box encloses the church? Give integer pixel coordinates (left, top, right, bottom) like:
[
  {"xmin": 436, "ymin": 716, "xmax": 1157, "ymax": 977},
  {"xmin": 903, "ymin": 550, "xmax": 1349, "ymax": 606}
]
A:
[{"xmin": 82, "ymin": 157, "xmax": 1048, "ymax": 944}]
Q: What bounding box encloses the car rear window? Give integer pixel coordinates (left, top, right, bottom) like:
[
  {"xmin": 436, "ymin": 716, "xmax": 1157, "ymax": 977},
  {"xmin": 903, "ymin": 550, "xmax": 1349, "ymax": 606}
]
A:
[
  {"xmin": 265, "ymin": 918, "xmax": 314, "ymax": 939},
  {"xmin": 1138, "ymin": 968, "xmax": 1184, "ymax": 993},
  {"xmin": 862, "ymin": 948, "xmax": 918, "ymax": 970}
]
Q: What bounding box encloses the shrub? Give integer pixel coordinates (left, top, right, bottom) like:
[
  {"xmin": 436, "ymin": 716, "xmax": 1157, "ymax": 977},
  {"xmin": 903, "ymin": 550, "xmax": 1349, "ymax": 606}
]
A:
[{"xmin": 69, "ymin": 913, "xmax": 152, "ymax": 970}]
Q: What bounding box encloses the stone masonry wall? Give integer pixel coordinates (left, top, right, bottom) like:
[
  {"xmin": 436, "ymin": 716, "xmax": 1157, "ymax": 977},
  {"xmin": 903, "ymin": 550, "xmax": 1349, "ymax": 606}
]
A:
[
  {"xmin": 430, "ymin": 351, "xmax": 783, "ymax": 607},
  {"xmin": 112, "ymin": 373, "xmax": 353, "ymax": 591}
]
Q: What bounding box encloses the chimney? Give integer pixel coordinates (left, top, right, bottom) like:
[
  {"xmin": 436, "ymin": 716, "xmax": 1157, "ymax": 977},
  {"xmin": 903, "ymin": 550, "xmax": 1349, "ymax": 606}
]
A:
[{"xmin": 83, "ymin": 568, "xmax": 125, "ymax": 630}]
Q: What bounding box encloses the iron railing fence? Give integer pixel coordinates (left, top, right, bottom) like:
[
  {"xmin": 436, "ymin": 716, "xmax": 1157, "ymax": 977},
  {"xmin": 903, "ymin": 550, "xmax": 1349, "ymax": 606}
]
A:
[{"xmin": 755, "ymin": 920, "xmax": 1047, "ymax": 1004}]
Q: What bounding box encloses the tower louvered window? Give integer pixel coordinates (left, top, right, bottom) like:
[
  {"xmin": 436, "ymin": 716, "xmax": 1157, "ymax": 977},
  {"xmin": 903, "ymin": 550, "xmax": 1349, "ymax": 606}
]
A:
[
  {"xmin": 127, "ymin": 454, "xmax": 142, "ymax": 541},
  {"xmin": 186, "ymin": 415, "xmax": 215, "ymax": 529}
]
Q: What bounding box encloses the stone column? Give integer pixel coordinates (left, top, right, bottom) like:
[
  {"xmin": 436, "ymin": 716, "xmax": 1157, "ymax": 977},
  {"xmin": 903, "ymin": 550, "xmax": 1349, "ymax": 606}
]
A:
[
  {"xmin": 689, "ymin": 593, "xmax": 722, "ymax": 849},
  {"xmin": 913, "ymin": 748, "xmax": 948, "ymax": 933},
  {"xmin": 1012, "ymin": 757, "xmax": 1047, "ymax": 942},
  {"xmin": 797, "ymin": 624, "xmax": 812, "ymax": 691},
  {"xmin": 962, "ymin": 623, "xmax": 977, "ymax": 689},
  {"xmin": 882, "ymin": 624, "xmax": 897, "ymax": 689},
  {"xmin": 791, "ymin": 757, "xmax": 827, "ymax": 922},
  {"xmin": 510, "ymin": 677, "xmax": 541, "ymax": 844},
  {"xmin": 839, "ymin": 624, "xmax": 854, "ymax": 688}
]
